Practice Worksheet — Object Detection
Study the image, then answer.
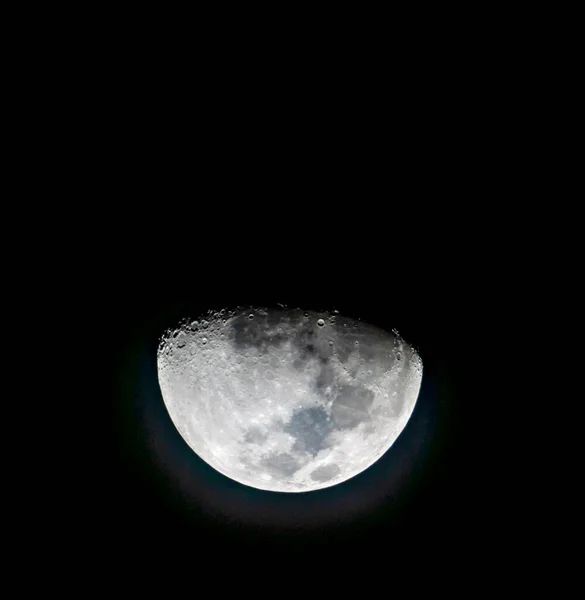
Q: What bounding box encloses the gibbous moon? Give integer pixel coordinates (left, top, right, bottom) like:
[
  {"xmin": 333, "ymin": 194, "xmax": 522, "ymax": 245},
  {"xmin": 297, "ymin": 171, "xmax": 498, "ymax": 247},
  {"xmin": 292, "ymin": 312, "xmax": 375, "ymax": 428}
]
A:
[{"xmin": 157, "ymin": 308, "xmax": 422, "ymax": 492}]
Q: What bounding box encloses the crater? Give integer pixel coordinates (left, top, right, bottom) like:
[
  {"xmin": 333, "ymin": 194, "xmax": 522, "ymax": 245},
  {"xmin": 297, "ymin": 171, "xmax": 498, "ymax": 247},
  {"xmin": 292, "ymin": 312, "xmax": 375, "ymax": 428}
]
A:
[{"xmin": 310, "ymin": 463, "xmax": 341, "ymax": 482}]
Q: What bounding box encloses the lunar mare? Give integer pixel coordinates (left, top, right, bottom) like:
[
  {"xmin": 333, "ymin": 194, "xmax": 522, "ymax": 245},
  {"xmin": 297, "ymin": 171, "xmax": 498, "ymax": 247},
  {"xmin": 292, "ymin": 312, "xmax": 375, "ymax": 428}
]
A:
[{"xmin": 157, "ymin": 308, "xmax": 422, "ymax": 492}]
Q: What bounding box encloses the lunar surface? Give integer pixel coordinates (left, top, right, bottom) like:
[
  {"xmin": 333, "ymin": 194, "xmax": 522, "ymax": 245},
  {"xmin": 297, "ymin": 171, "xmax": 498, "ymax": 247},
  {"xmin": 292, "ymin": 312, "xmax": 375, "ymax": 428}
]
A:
[{"xmin": 157, "ymin": 308, "xmax": 423, "ymax": 492}]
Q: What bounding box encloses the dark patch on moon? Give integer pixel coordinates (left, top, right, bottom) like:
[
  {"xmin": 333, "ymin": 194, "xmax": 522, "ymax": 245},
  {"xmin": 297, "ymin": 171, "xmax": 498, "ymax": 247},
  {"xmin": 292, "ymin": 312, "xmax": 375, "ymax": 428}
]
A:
[
  {"xmin": 295, "ymin": 323, "xmax": 315, "ymax": 339},
  {"xmin": 261, "ymin": 452, "xmax": 300, "ymax": 477},
  {"xmin": 330, "ymin": 320, "xmax": 392, "ymax": 365},
  {"xmin": 230, "ymin": 312, "xmax": 287, "ymax": 354},
  {"xmin": 292, "ymin": 357, "xmax": 305, "ymax": 370},
  {"xmin": 264, "ymin": 311, "xmax": 286, "ymax": 329},
  {"xmin": 314, "ymin": 364, "xmax": 335, "ymax": 392},
  {"xmin": 291, "ymin": 322, "xmax": 332, "ymax": 360},
  {"xmin": 230, "ymin": 311, "xmax": 340, "ymax": 379},
  {"xmin": 244, "ymin": 426, "xmax": 268, "ymax": 444},
  {"xmin": 362, "ymin": 423, "xmax": 377, "ymax": 436},
  {"xmin": 293, "ymin": 342, "xmax": 317, "ymax": 365},
  {"xmin": 331, "ymin": 384, "xmax": 375, "ymax": 429},
  {"xmin": 292, "ymin": 326, "xmax": 316, "ymax": 358},
  {"xmin": 283, "ymin": 407, "xmax": 334, "ymax": 456},
  {"xmin": 231, "ymin": 315, "xmax": 258, "ymax": 339},
  {"xmin": 310, "ymin": 463, "xmax": 341, "ymax": 482},
  {"xmin": 328, "ymin": 333, "xmax": 358, "ymax": 364}
]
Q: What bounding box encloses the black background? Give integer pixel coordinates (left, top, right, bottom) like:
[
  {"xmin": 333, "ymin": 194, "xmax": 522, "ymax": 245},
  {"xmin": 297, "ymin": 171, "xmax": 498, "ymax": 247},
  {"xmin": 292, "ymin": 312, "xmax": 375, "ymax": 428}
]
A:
[
  {"xmin": 79, "ymin": 182, "xmax": 493, "ymax": 588},
  {"xmin": 24, "ymin": 20, "xmax": 531, "ymax": 587}
]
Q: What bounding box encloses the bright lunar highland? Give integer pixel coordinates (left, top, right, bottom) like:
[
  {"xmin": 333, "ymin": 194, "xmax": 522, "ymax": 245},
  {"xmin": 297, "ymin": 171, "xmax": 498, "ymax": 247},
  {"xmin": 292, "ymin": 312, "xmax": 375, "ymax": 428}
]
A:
[{"xmin": 157, "ymin": 308, "xmax": 422, "ymax": 492}]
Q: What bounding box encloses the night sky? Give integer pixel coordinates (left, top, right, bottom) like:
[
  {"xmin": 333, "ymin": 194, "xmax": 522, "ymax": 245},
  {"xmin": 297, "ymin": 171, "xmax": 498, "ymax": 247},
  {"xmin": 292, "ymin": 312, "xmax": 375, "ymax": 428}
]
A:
[{"xmin": 86, "ymin": 219, "xmax": 488, "ymax": 588}]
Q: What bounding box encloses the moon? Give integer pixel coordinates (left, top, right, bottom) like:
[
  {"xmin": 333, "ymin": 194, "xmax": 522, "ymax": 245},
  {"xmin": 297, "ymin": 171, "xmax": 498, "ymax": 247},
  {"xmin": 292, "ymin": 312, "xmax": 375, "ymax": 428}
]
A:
[{"xmin": 157, "ymin": 308, "xmax": 423, "ymax": 492}]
